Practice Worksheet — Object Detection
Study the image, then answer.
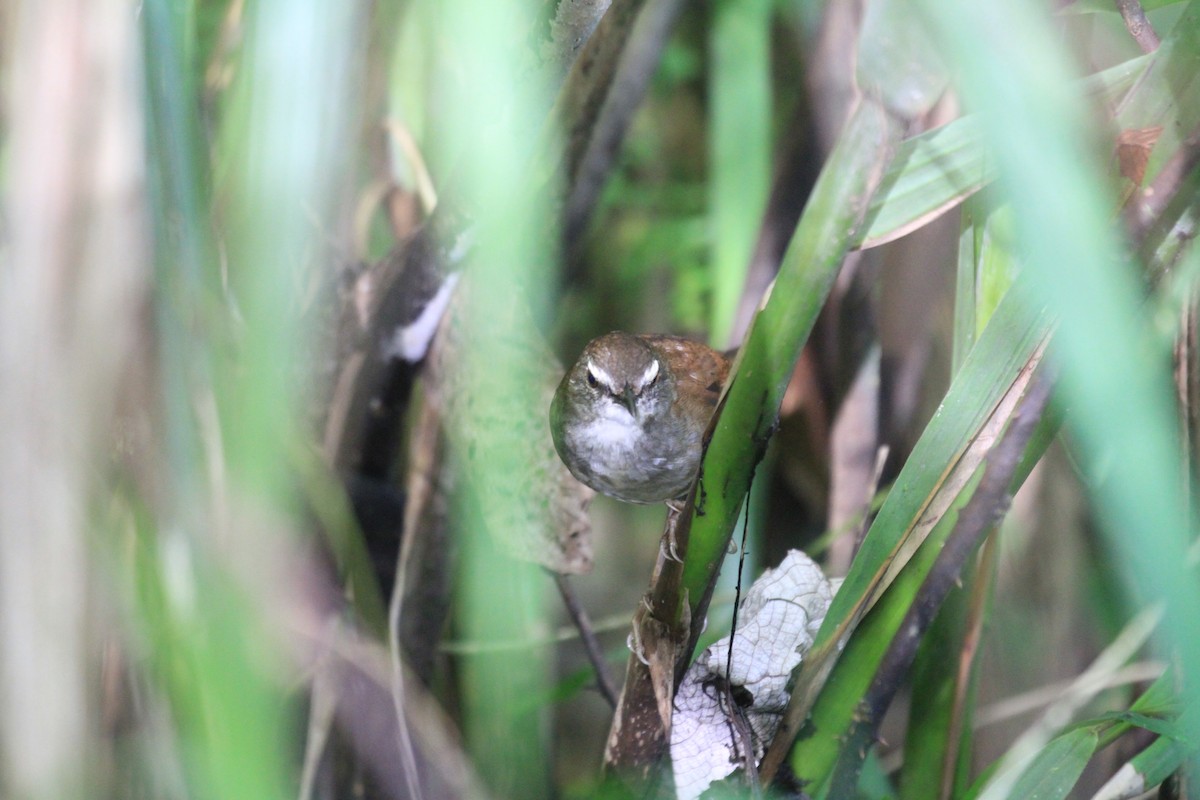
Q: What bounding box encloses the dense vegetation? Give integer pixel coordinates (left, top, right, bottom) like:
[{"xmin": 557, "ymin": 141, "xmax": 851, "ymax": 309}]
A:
[{"xmin": 1, "ymin": 0, "xmax": 1198, "ymax": 798}]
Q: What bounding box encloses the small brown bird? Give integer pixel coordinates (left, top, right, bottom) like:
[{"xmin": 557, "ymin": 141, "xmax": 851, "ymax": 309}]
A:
[{"xmin": 550, "ymin": 332, "xmax": 731, "ymax": 504}]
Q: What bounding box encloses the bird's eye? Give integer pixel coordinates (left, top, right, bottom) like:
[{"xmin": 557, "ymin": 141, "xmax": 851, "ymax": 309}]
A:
[{"xmin": 586, "ymin": 368, "xmax": 599, "ymax": 389}]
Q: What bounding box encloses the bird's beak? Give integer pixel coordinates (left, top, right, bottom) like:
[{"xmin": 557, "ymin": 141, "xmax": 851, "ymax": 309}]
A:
[{"xmin": 620, "ymin": 386, "xmax": 638, "ymax": 418}]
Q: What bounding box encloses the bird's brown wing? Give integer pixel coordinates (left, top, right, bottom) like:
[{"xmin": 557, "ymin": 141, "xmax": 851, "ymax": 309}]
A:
[{"xmin": 644, "ymin": 335, "xmax": 731, "ymax": 409}]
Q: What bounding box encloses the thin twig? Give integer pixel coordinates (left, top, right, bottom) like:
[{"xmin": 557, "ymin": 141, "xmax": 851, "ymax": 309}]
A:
[
  {"xmin": 721, "ymin": 474, "xmax": 761, "ymax": 795},
  {"xmin": 1116, "ymin": 0, "xmax": 1161, "ymax": 53},
  {"xmin": 390, "ymin": 531, "xmax": 426, "ymax": 800},
  {"xmin": 555, "ymin": 574, "xmax": 620, "ymax": 708},
  {"xmin": 723, "ymin": 470, "xmax": 756, "ymax": 684}
]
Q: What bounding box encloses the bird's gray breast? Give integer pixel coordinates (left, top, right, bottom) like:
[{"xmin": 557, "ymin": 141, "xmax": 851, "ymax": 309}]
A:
[{"xmin": 566, "ymin": 407, "xmax": 698, "ymax": 503}]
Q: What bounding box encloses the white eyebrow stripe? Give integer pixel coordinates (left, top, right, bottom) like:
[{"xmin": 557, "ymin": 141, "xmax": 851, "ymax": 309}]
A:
[
  {"xmin": 639, "ymin": 359, "xmax": 659, "ymax": 388},
  {"xmin": 587, "ymin": 360, "xmax": 617, "ymax": 391}
]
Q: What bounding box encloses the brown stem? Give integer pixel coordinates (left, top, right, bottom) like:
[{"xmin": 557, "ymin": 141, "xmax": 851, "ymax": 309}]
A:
[
  {"xmin": 1116, "ymin": 0, "xmax": 1160, "ymax": 53},
  {"xmin": 1126, "ymin": 123, "xmax": 1200, "ymax": 244},
  {"xmin": 602, "ymin": 507, "xmax": 692, "ymax": 780},
  {"xmin": 560, "ymin": 0, "xmax": 689, "ymax": 256}
]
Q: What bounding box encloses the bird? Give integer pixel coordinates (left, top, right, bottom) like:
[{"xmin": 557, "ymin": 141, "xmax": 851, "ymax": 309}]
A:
[{"xmin": 550, "ymin": 331, "xmax": 731, "ymax": 506}]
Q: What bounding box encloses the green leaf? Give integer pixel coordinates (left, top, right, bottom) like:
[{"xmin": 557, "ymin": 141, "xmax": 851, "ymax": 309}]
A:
[
  {"xmin": 858, "ymin": 54, "xmax": 1150, "ymax": 249},
  {"xmin": 1125, "ymin": 734, "xmax": 1191, "ymax": 789},
  {"xmin": 860, "ymin": 116, "xmax": 994, "ymax": 249},
  {"xmin": 784, "ymin": 285, "xmax": 1053, "ymax": 789},
  {"xmin": 900, "ymin": 189, "xmax": 1020, "ymax": 800},
  {"xmin": 1088, "ymin": 711, "xmax": 1184, "ymax": 740},
  {"xmin": 680, "ymin": 97, "xmax": 903, "ymax": 637},
  {"xmin": 815, "ymin": 286, "xmax": 1048, "ymax": 650},
  {"xmin": 1001, "ymin": 729, "xmax": 1098, "ymax": 800}
]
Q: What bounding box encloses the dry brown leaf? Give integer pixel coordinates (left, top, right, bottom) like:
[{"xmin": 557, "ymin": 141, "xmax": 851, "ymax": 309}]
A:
[{"xmin": 1116, "ymin": 126, "xmax": 1163, "ymax": 186}]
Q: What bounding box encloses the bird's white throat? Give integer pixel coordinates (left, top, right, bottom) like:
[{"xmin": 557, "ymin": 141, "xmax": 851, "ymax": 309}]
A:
[{"xmin": 578, "ymin": 403, "xmax": 643, "ymax": 455}]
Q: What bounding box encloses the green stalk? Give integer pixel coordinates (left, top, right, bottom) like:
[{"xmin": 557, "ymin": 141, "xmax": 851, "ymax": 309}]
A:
[
  {"xmin": 429, "ymin": 0, "xmax": 558, "ymax": 793},
  {"xmin": 708, "ymin": 0, "xmax": 772, "ymax": 347}
]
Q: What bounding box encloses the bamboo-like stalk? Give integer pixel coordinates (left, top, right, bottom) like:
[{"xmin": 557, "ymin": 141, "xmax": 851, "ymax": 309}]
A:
[{"xmin": 0, "ymin": 1, "xmax": 147, "ymax": 796}]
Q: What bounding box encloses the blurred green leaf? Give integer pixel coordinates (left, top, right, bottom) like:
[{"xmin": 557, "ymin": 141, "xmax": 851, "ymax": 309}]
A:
[
  {"xmin": 971, "ymin": 607, "xmax": 1163, "ymax": 800},
  {"xmin": 858, "ymin": 0, "xmax": 949, "ymax": 118},
  {"xmin": 1098, "ymin": 733, "xmax": 1191, "ymax": 796},
  {"xmin": 917, "ymin": 0, "xmax": 1200, "ymax": 776},
  {"xmin": 998, "ymin": 728, "xmax": 1098, "ymax": 800},
  {"xmin": 140, "ymin": 0, "xmax": 365, "ymax": 796},
  {"xmin": 859, "ymin": 53, "xmax": 1150, "ymax": 250},
  {"xmin": 430, "ymin": 0, "xmax": 559, "ymax": 793},
  {"xmin": 121, "ymin": 475, "xmax": 291, "ymax": 800},
  {"xmin": 1091, "ymin": 710, "xmax": 1184, "ymax": 739},
  {"xmin": 708, "ymin": 0, "xmax": 771, "ymax": 347}
]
